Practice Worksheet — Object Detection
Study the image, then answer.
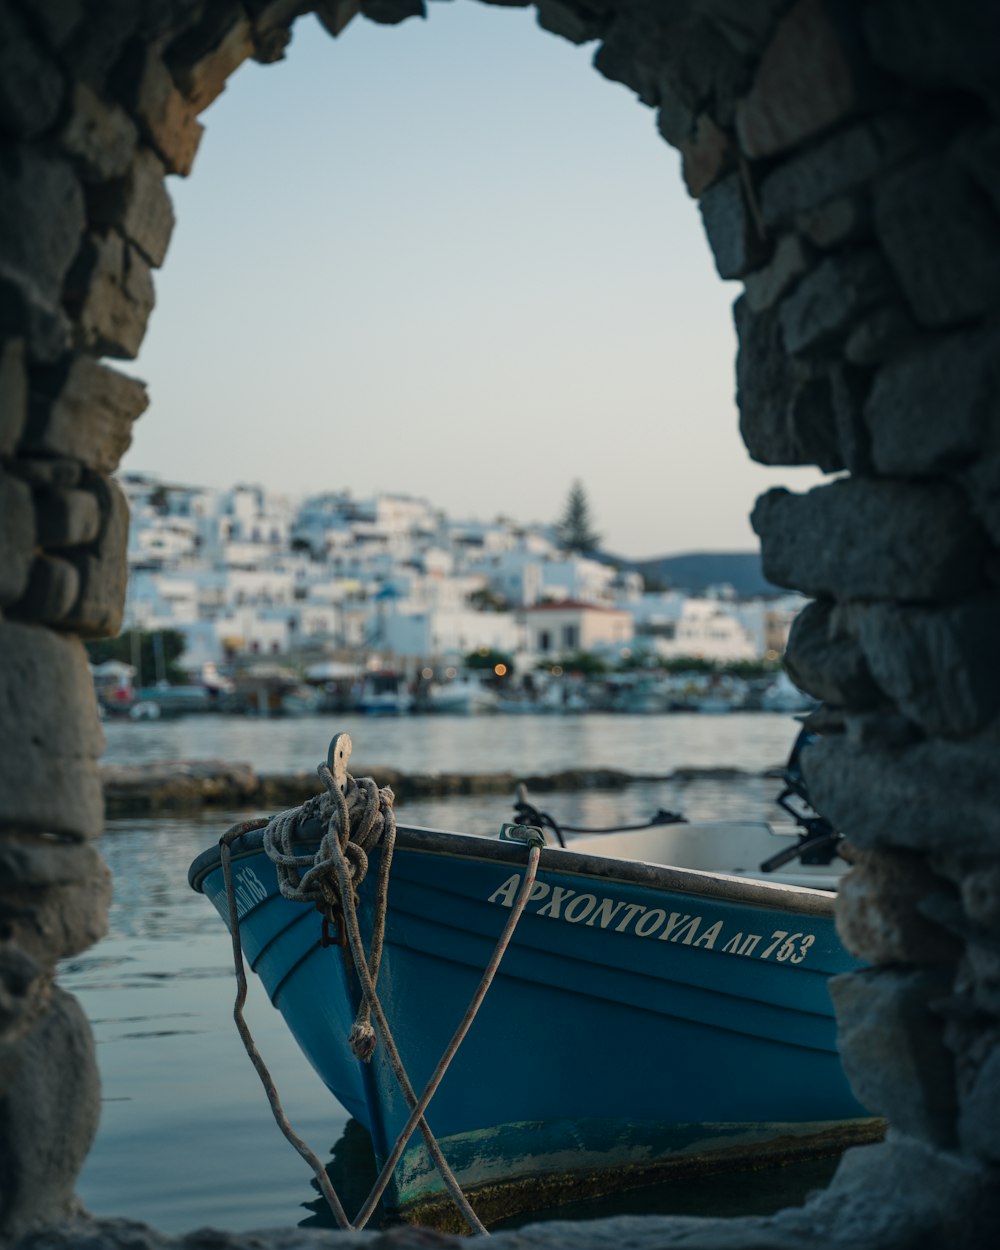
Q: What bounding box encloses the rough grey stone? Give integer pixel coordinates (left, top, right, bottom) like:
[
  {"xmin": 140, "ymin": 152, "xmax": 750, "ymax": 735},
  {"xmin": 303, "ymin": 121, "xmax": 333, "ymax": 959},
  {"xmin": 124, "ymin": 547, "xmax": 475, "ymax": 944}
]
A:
[
  {"xmin": 0, "ymin": 4, "xmax": 65, "ymax": 140},
  {"xmin": 0, "ymin": 337, "xmax": 28, "ymax": 456},
  {"xmin": 678, "ymin": 112, "xmax": 732, "ymax": 197},
  {"xmin": 778, "ymin": 248, "xmax": 893, "ymax": 355},
  {"xmin": 734, "ymin": 0, "xmax": 869, "ymax": 160},
  {"xmin": 14, "ymin": 0, "xmax": 84, "ymax": 54},
  {"xmin": 86, "ymin": 144, "xmax": 175, "ymax": 268},
  {"xmin": 864, "ymin": 0, "xmax": 1000, "ymax": 105},
  {"xmin": 836, "ymin": 849, "xmax": 961, "ymax": 964},
  {"xmin": 0, "ymin": 842, "xmax": 110, "ymax": 964},
  {"xmin": 958, "ymin": 124, "xmax": 1000, "ymax": 216},
  {"xmin": 59, "ymin": 82, "xmax": 138, "ymax": 182},
  {"xmin": 0, "ymin": 989, "xmax": 101, "ymax": 1241},
  {"xmin": 244, "ymin": 0, "xmax": 305, "ymax": 64},
  {"xmin": 0, "ymin": 273, "xmax": 71, "ymax": 364},
  {"xmin": 699, "ymin": 0, "xmax": 787, "ymax": 58},
  {"xmin": 7, "ymin": 456, "xmax": 81, "ymax": 489},
  {"xmin": 958, "ymin": 432, "xmax": 1000, "ymax": 548},
  {"xmin": 782, "ymin": 598, "xmax": 882, "ymax": 708},
  {"xmin": 854, "ymin": 595, "xmax": 1000, "ymax": 739},
  {"xmin": 0, "ymin": 148, "xmax": 84, "ymax": 307},
  {"xmin": 0, "ymin": 621, "xmax": 104, "ymax": 839},
  {"xmin": 360, "ymin": 0, "xmax": 424, "ymax": 25},
  {"xmin": 787, "ymin": 1132, "xmax": 1000, "ymax": 1249},
  {"xmin": 735, "ymin": 297, "xmax": 844, "ymax": 470},
  {"xmin": 960, "ymin": 1046, "xmax": 1000, "ymax": 1163},
  {"xmin": 865, "ymin": 324, "xmax": 1000, "ymax": 478},
  {"xmin": 64, "ymin": 228, "xmax": 156, "ymax": 359},
  {"xmin": 964, "ymin": 940, "xmax": 1000, "ymax": 1018},
  {"xmin": 796, "ymin": 194, "xmax": 870, "ymax": 249},
  {"xmin": 315, "ymin": 0, "xmax": 363, "ymax": 40},
  {"xmin": 698, "ymin": 171, "xmax": 769, "ymax": 280},
  {"xmin": 829, "ymin": 363, "xmax": 873, "ymax": 474},
  {"xmin": 843, "ymin": 302, "xmax": 915, "ymax": 367},
  {"xmin": 0, "ymin": 945, "xmax": 43, "ymax": 1040},
  {"xmin": 759, "ymin": 114, "xmax": 921, "ymax": 226},
  {"xmin": 655, "ymin": 76, "xmax": 697, "ymax": 149},
  {"xmin": 34, "ymin": 486, "xmax": 102, "ymax": 548},
  {"xmin": 111, "ymin": 44, "xmax": 203, "ymax": 175},
  {"xmin": 165, "ymin": 8, "xmax": 255, "ymax": 112},
  {"xmin": 840, "ymin": 708, "xmax": 922, "ymax": 752},
  {"xmin": 751, "ymin": 478, "xmax": 990, "ymax": 601},
  {"xmin": 0, "ymin": 835, "xmax": 103, "ymax": 890},
  {"xmin": 831, "ymin": 967, "xmax": 958, "ymax": 1146},
  {"xmin": 875, "ymin": 153, "xmax": 1000, "ymax": 328},
  {"xmin": 802, "ymin": 729, "xmax": 1000, "ymax": 856},
  {"xmin": 60, "ymin": 476, "xmax": 130, "ymax": 638},
  {"xmin": 0, "ymin": 473, "xmax": 35, "ymax": 608},
  {"xmin": 742, "ymin": 233, "xmax": 808, "ymax": 312},
  {"xmin": 12, "ymin": 555, "xmax": 81, "ymax": 625},
  {"xmin": 25, "ymin": 354, "xmax": 149, "ymax": 475},
  {"xmin": 962, "ymin": 865, "xmax": 1000, "ymax": 929}
]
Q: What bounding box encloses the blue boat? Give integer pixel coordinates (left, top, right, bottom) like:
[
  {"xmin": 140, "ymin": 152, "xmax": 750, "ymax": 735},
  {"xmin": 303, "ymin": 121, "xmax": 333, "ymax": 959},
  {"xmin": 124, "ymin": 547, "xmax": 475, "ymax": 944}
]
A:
[{"xmin": 188, "ymin": 736, "xmax": 880, "ymax": 1231}]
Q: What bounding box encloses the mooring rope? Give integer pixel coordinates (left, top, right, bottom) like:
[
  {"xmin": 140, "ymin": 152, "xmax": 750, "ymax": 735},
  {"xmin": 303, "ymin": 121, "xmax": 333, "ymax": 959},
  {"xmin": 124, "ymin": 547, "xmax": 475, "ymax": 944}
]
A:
[
  {"xmin": 220, "ymin": 823, "xmax": 353, "ymax": 1231},
  {"xmin": 218, "ymin": 739, "xmax": 543, "ymax": 1235}
]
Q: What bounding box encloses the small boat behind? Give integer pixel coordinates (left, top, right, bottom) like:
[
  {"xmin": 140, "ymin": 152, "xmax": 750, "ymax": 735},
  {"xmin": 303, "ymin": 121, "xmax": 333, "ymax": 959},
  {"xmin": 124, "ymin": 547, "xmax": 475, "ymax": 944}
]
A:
[
  {"xmin": 423, "ymin": 674, "xmax": 499, "ymax": 715},
  {"xmin": 189, "ymin": 732, "xmax": 877, "ymax": 1233},
  {"xmin": 356, "ymin": 672, "xmax": 412, "ymax": 715}
]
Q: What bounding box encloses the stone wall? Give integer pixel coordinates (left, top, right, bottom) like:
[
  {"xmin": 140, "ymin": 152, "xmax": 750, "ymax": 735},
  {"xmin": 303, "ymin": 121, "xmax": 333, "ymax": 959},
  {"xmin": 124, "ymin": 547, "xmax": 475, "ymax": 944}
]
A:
[{"xmin": 1, "ymin": 0, "xmax": 998, "ymax": 1244}]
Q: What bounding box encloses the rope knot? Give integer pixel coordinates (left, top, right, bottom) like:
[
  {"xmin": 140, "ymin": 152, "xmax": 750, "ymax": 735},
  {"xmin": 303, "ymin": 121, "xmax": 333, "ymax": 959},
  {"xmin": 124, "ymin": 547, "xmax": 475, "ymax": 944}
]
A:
[
  {"xmin": 262, "ymin": 749, "xmax": 397, "ymax": 1066},
  {"xmin": 349, "ymin": 1020, "xmax": 378, "ymax": 1062}
]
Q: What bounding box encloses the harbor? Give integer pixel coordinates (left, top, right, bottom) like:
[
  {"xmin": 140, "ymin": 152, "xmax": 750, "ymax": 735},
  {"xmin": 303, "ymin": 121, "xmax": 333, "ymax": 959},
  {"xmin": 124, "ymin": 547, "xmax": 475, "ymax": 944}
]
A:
[
  {"xmin": 64, "ymin": 711, "xmax": 870, "ymax": 1233},
  {"xmin": 3, "ymin": 0, "xmax": 996, "ymax": 1245}
]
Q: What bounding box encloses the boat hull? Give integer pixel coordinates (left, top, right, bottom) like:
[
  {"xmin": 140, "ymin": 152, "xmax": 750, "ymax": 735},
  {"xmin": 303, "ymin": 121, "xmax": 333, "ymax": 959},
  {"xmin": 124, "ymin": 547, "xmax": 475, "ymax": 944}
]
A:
[{"xmin": 190, "ymin": 828, "xmax": 878, "ymax": 1226}]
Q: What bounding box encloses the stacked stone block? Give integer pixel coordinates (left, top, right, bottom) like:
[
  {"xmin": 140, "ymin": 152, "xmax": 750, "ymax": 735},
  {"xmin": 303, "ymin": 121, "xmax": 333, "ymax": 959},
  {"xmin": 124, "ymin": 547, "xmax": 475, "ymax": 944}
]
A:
[{"xmin": 1, "ymin": 0, "xmax": 998, "ymax": 1244}]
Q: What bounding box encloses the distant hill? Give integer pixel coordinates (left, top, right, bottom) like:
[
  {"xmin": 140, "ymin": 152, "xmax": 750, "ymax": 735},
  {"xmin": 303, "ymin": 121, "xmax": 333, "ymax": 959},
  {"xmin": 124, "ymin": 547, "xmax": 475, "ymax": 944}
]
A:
[{"xmin": 631, "ymin": 551, "xmax": 780, "ymax": 598}]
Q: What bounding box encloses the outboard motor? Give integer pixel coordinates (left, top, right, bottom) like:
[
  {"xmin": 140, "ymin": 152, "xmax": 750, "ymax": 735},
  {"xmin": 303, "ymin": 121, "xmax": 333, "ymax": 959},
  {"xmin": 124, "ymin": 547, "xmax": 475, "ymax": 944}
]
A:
[{"xmin": 760, "ymin": 724, "xmax": 845, "ymax": 874}]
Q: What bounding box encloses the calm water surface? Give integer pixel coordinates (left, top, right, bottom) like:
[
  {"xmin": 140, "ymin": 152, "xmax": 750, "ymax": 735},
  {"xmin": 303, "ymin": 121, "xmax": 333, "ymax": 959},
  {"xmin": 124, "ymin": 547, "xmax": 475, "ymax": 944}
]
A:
[
  {"xmin": 65, "ymin": 713, "xmax": 833, "ymax": 1233},
  {"xmin": 100, "ymin": 710, "xmax": 801, "ymax": 776}
]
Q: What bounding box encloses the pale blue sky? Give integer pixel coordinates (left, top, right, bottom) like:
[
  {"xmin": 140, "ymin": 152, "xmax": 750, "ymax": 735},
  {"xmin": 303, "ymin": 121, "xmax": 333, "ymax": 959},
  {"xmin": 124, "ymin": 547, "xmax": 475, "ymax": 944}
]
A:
[{"xmin": 123, "ymin": 1, "xmax": 820, "ymax": 558}]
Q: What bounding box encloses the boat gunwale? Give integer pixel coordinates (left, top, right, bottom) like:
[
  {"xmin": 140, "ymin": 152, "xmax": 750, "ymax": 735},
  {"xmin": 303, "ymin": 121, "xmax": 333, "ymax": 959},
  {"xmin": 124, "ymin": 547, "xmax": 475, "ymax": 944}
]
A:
[{"xmin": 189, "ymin": 823, "xmax": 836, "ymax": 917}]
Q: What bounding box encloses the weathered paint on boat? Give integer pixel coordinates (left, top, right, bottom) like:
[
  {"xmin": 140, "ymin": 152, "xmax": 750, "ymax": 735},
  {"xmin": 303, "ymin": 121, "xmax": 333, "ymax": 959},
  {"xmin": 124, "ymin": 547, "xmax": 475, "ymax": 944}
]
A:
[{"xmin": 189, "ymin": 825, "xmax": 880, "ymax": 1227}]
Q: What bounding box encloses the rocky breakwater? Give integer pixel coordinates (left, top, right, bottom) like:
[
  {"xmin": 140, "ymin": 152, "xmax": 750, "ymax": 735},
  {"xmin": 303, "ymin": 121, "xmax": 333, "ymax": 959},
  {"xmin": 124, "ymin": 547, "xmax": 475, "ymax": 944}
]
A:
[{"xmin": 100, "ymin": 760, "xmax": 645, "ymax": 817}]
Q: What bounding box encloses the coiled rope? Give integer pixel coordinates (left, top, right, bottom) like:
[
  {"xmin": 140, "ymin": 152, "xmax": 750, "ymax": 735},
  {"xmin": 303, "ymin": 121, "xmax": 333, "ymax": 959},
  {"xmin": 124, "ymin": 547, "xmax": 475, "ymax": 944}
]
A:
[{"xmin": 220, "ymin": 734, "xmax": 542, "ymax": 1235}]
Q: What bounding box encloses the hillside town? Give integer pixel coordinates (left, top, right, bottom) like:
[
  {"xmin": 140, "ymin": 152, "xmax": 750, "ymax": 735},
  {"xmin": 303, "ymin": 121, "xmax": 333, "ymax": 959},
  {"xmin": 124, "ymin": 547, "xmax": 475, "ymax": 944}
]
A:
[{"xmin": 94, "ymin": 473, "xmax": 811, "ymax": 716}]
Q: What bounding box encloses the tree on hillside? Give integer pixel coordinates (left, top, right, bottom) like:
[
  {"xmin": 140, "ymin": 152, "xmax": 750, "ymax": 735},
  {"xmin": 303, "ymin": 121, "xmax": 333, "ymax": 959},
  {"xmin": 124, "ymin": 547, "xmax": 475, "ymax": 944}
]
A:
[
  {"xmin": 555, "ymin": 480, "xmax": 601, "ymax": 554},
  {"xmin": 86, "ymin": 629, "xmax": 187, "ymax": 686}
]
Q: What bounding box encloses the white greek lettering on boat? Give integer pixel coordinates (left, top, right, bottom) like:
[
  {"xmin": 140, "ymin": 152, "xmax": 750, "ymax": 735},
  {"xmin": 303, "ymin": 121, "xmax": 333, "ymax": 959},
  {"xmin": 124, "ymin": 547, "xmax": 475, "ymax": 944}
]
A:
[
  {"xmin": 656, "ymin": 912, "xmax": 692, "ymax": 942},
  {"xmin": 760, "ymin": 930, "xmax": 789, "ymax": 959},
  {"xmin": 614, "ymin": 902, "xmax": 646, "ymax": 932},
  {"xmin": 484, "ymin": 875, "xmax": 819, "ymax": 964},
  {"xmin": 537, "ymin": 885, "xmax": 576, "ymax": 918},
  {"xmin": 585, "ymin": 898, "xmax": 629, "ymax": 929},
  {"xmin": 670, "ymin": 915, "xmax": 701, "ymax": 945},
  {"xmin": 488, "ymin": 873, "xmax": 522, "ymax": 907},
  {"xmin": 563, "ymin": 893, "xmax": 598, "ymax": 923},
  {"xmin": 234, "ymin": 866, "xmax": 268, "ymax": 918},
  {"xmin": 693, "ymin": 919, "xmax": 724, "ymax": 949},
  {"xmin": 633, "ymin": 907, "xmax": 667, "ymax": 937}
]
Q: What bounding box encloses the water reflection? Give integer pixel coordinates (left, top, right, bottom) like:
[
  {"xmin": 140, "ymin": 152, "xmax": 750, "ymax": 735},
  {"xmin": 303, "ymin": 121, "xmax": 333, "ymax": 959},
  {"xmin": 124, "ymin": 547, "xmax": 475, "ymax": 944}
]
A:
[{"xmin": 301, "ymin": 1116, "xmax": 841, "ymax": 1232}]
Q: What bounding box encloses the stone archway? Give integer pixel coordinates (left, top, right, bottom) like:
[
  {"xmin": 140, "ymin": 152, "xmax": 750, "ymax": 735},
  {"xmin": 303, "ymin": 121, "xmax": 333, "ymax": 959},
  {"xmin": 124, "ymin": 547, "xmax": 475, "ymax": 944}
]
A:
[{"xmin": 1, "ymin": 0, "xmax": 999, "ymax": 1244}]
